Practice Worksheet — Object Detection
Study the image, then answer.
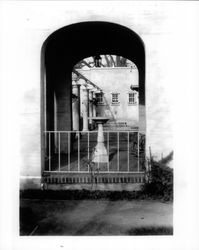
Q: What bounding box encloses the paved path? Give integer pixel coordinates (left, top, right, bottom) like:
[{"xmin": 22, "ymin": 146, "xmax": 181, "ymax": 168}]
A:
[{"xmin": 20, "ymin": 199, "xmax": 173, "ymax": 235}]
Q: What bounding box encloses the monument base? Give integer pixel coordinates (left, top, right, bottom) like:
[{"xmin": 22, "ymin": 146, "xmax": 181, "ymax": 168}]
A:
[
  {"xmin": 90, "ymin": 116, "xmax": 110, "ymax": 164},
  {"xmin": 92, "ymin": 145, "xmax": 109, "ymax": 163}
]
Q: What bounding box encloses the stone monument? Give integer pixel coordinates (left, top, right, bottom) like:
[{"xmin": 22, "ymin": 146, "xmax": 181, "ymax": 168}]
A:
[{"xmin": 91, "ymin": 117, "xmax": 110, "ymax": 163}]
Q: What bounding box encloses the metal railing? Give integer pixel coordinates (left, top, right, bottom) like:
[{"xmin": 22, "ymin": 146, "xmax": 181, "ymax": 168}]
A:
[{"xmin": 44, "ymin": 130, "xmax": 145, "ymax": 174}]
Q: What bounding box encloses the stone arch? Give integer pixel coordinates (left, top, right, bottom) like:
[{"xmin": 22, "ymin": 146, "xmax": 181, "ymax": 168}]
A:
[{"xmin": 41, "ymin": 21, "xmax": 145, "ymax": 172}]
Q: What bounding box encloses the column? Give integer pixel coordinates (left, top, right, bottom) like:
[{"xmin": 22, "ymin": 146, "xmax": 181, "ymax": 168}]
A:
[
  {"xmin": 89, "ymin": 89, "xmax": 94, "ymax": 129},
  {"xmin": 92, "ymin": 91, "xmax": 97, "ymax": 117},
  {"xmin": 54, "ymin": 92, "xmax": 58, "ymax": 153},
  {"xmin": 92, "ymin": 118, "xmax": 109, "ymax": 163},
  {"xmin": 72, "ymin": 73, "xmax": 80, "ymax": 131},
  {"xmin": 53, "ymin": 71, "xmax": 72, "ymax": 154},
  {"xmin": 81, "ymin": 82, "xmax": 89, "ymax": 131}
]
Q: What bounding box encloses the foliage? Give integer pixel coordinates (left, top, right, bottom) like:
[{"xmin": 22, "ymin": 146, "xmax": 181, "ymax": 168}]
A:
[
  {"xmin": 74, "ymin": 55, "xmax": 131, "ymax": 69},
  {"xmin": 142, "ymin": 151, "xmax": 173, "ymax": 201},
  {"xmin": 85, "ymin": 158, "xmax": 99, "ymax": 190},
  {"xmin": 128, "ymin": 226, "xmax": 173, "ymax": 235}
]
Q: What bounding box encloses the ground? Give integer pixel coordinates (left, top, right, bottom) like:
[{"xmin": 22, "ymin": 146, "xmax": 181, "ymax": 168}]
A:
[{"xmin": 20, "ymin": 198, "xmax": 173, "ymax": 235}]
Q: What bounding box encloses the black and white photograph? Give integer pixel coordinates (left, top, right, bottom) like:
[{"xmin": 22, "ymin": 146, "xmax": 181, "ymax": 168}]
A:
[{"xmin": 0, "ymin": 1, "xmax": 199, "ymax": 250}]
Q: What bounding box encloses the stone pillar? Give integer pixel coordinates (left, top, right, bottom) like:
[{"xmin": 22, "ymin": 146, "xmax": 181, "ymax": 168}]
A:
[
  {"xmin": 53, "ymin": 71, "xmax": 72, "ymax": 154},
  {"xmin": 54, "ymin": 92, "xmax": 58, "ymax": 153},
  {"xmin": 92, "ymin": 119, "xmax": 109, "ymax": 163},
  {"xmin": 81, "ymin": 82, "xmax": 89, "ymax": 131},
  {"xmin": 92, "ymin": 91, "xmax": 97, "ymax": 117},
  {"xmin": 72, "ymin": 73, "xmax": 80, "ymax": 131},
  {"xmin": 89, "ymin": 89, "xmax": 94, "ymax": 129}
]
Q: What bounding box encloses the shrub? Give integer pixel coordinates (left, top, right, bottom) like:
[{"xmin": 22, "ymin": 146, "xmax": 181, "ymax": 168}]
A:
[{"xmin": 142, "ymin": 151, "xmax": 173, "ymax": 201}]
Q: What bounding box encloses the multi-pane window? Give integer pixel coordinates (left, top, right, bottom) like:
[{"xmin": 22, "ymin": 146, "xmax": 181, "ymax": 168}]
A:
[
  {"xmin": 128, "ymin": 91, "xmax": 138, "ymax": 104},
  {"xmin": 95, "ymin": 92, "xmax": 104, "ymax": 104},
  {"xmin": 111, "ymin": 93, "xmax": 119, "ymax": 104}
]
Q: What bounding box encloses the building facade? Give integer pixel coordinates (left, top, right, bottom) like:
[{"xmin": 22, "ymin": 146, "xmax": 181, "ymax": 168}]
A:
[{"xmin": 78, "ymin": 67, "xmax": 139, "ymax": 129}]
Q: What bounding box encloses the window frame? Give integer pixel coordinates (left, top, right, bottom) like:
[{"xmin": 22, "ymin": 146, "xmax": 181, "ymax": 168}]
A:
[
  {"xmin": 128, "ymin": 91, "xmax": 138, "ymax": 105},
  {"xmin": 95, "ymin": 92, "xmax": 104, "ymax": 105},
  {"xmin": 111, "ymin": 92, "xmax": 120, "ymax": 105}
]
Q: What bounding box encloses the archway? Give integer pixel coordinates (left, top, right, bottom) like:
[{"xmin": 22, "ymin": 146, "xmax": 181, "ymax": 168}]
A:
[{"xmin": 41, "ymin": 21, "xmax": 146, "ymax": 185}]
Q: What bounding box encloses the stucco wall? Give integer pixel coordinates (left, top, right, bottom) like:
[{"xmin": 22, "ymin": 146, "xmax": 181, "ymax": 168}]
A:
[
  {"xmin": 79, "ymin": 67, "xmax": 139, "ymax": 126},
  {"xmin": 0, "ymin": 1, "xmax": 180, "ymax": 187}
]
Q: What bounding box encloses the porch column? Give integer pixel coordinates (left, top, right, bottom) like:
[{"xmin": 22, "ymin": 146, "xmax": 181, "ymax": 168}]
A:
[
  {"xmin": 54, "ymin": 72, "xmax": 72, "ymax": 154},
  {"xmin": 72, "ymin": 73, "xmax": 80, "ymax": 131},
  {"xmin": 89, "ymin": 89, "xmax": 94, "ymax": 129},
  {"xmin": 81, "ymin": 81, "xmax": 89, "ymax": 131},
  {"xmin": 92, "ymin": 91, "xmax": 97, "ymax": 117}
]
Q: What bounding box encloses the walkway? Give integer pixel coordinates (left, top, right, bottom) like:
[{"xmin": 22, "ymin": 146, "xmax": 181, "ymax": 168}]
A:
[{"xmin": 20, "ymin": 199, "xmax": 173, "ymax": 235}]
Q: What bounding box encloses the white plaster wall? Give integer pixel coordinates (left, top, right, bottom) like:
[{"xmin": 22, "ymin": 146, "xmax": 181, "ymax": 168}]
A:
[
  {"xmin": 1, "ymin": 1, "xmax": 195, "ymax": 179},
  {"xmin": 79, "ymin": 67, "xmax": 139, "ymax": 126}
]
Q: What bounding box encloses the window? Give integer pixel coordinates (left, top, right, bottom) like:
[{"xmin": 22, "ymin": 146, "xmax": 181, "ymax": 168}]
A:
[
  {"xmin": 95, "ymin": 92, "xmax": 104, "ymax": 104},
  {"xmin": 128, "ymin": 91, "xmax": 138, "ymax": 104},
  {"xmin": 111, "ymin": 93, "xmax": 120, "ymax": 104}
]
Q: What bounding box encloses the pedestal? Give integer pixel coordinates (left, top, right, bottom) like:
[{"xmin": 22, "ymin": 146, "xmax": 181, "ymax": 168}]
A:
[
  {"xmin": 82, "ymin": 85, "xmax": 89, "ymax": 131},
  {"xmin": 89, "ymin": 90, "xmax": 94, "ymax": 129},
  {"xmin": 91, "ymin": 117, "xmax": 110, "ymax": 163}
]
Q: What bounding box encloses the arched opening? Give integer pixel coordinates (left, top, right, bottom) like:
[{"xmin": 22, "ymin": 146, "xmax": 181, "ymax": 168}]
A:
[
  {"xmin": 73, "ymin": 55, "xmax": 139, "ymax": 130},
  {"xmin": 41, "ymin": 21, "xmax": 146, "ymax": 186}
]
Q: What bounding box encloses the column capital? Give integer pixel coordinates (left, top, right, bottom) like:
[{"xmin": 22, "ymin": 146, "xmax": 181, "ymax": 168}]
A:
[
  {"xmin": 81, "ymin": 83, "xmax": 89, "ymax": 91},
  {"xmin": 72, "ymin": 74, "xmax": 81, "ymax": 88},
  {"xmin": 72, "ymin": 72, "xmax": 79, "ymax": 81},
  {"xmin": 92, "ymin": 87, "xmax": 99, "ymax": 93},
  {"xmin": 89, "ymin": 88, "xmax": 95, "ymax": 93},
  {"xmin": 72, "ymin": 82, "xmax": 81, "ymax": 88}
]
